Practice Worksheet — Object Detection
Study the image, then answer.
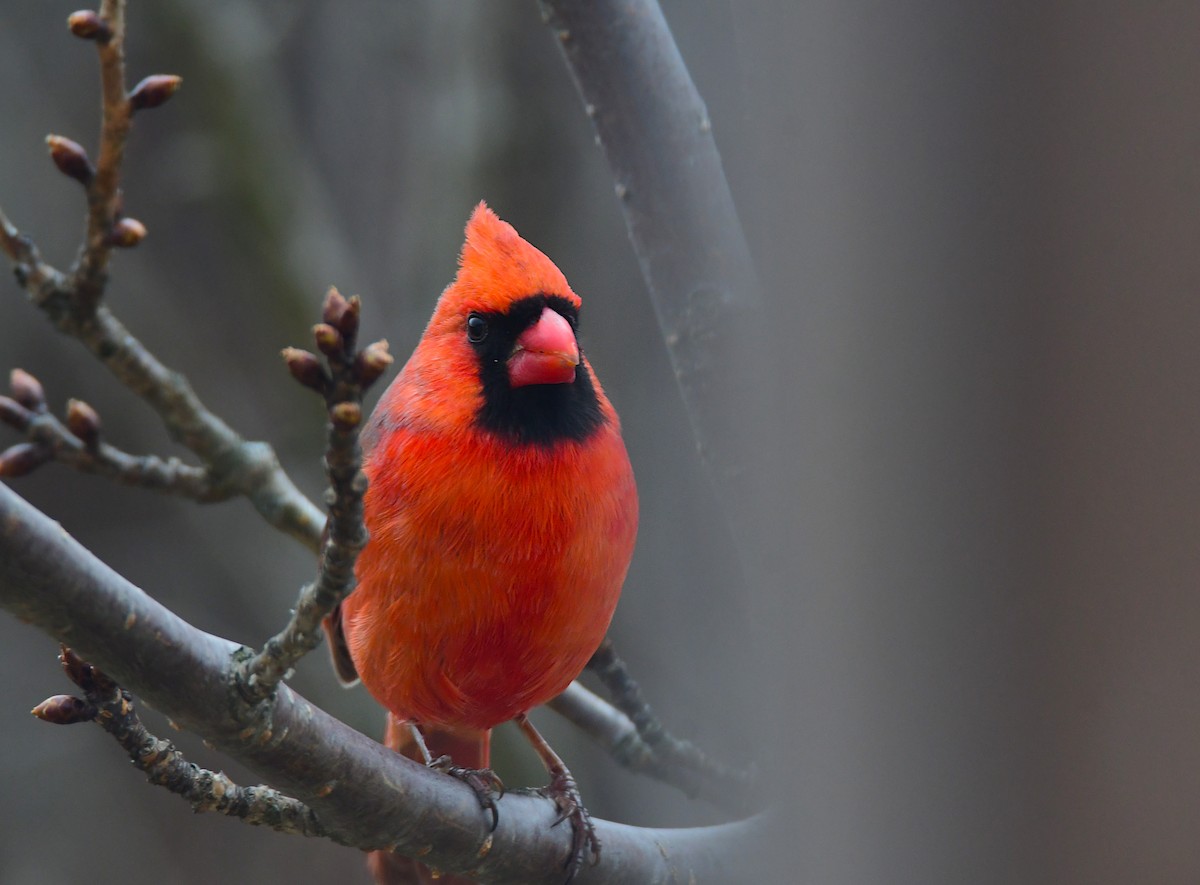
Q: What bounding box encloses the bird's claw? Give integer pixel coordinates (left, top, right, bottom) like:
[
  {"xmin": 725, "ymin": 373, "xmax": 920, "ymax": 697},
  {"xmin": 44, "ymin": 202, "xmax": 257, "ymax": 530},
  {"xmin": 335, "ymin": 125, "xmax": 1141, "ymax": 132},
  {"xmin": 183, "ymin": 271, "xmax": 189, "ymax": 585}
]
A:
[
  {"xmin": 537, "ymin": 768, "xmax": 600, "ymax": 881},
  {"xmin": 430, "ymin": 756, "xmax": 505, "ymax": 831}
]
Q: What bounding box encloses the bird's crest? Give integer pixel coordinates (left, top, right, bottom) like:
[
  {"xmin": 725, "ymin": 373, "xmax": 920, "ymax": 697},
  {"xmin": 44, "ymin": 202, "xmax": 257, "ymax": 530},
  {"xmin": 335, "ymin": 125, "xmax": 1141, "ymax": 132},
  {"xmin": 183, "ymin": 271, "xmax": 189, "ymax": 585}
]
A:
[{"xmin": 439, "ymin": 202, "xmax": 580, "ymax": 318}]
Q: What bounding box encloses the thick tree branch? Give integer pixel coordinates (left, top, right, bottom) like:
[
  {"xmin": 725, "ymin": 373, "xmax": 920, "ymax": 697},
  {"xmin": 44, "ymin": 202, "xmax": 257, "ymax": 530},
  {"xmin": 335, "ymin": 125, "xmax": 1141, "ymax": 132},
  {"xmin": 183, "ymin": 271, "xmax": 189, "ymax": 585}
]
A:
[
  {"xmin": 0, "ymin": 480, "xmax": 763, "ymax": 883},
  {"xmin": 541, "ymin": 0, "xmax": 766, "ymax": 553}
]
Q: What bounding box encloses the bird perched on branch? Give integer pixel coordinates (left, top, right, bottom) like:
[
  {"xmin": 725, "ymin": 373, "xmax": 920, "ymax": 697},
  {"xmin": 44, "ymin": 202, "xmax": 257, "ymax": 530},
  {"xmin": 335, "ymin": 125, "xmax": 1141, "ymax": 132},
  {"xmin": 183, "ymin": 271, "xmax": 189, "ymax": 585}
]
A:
[{"xmin": 324, "ymin": 202, "xmax": 638, "ymax": 884}]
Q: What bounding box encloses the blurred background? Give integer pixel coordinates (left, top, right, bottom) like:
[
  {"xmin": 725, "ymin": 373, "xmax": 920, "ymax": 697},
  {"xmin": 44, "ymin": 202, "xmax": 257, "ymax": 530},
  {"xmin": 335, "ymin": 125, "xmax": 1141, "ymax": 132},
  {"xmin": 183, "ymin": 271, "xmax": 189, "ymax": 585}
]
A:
[{"xmin": 1, "ymin": 1, "xmax": 1199, "ymax": 883}]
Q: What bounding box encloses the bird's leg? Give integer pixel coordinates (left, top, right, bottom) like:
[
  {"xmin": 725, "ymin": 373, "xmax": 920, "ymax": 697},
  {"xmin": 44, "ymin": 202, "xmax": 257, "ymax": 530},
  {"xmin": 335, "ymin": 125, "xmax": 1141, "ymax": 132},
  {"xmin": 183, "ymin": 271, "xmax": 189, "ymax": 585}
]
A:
[
  {"xmin": 407, "ymin": 722, "xmax": 504, "ymax": 830},
  {"xmin": 406, "ymin": 721, "xmax": 438, "ymax": 765},
  {"xmin": 514, "ymin": 713, "xmax": 600, "ymax": 881}
]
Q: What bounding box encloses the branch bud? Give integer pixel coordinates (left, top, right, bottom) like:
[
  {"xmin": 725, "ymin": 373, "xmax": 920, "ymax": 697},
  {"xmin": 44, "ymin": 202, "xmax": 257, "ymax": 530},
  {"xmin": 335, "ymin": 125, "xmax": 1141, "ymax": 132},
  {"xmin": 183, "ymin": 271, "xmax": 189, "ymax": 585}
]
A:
[
  {"xmin": 330, "ymin": 402, "xmax": 362, "ymax": 431},
  {"xmin": 0, "ymin": 396, "xmax": 32, "ymax": 430},
  {"xmin": 322, "ymin": 287, "xmax": 349, "ymax": 328},
  {"xmin": 31, "ymin": 694, "xmax": 97, "ymax": 725},
  {"xmin": 10, "ymin": 369, "xmax": 46, "ymax": 411},
  {"xmin": 108, "ymin": 217, "xmax": 147, "ymax": 248},
  {"xmin": 313, "ymin": 323, "xmax": 343, "ymax": 358},
  {"xmin": 0, "ymin": 443, "xmax": 50, "ymax": 478},
  {"xmin": 45, "ymin": 135, "xmax": 95, "ymax": 186},
  {"xmin": 355, "ymin": 340, "xmax": 393, "ymax": 388},
  {"xmin": 66, "ymin": 399, "xmax": 102, "ymax": 450},
  {"xmin": 339, "ymin": 295, "xmax": 362, "ymax": 340},
  {"xmin": 128, "ymin": 75, "xmax": 183, "ymax": 113},
  {"xmin": 59, "ymin": 645, "xmax": 116, "ymax": 695},
  {"xmin": 282, "ymin": 347, "xmax": 328, "ymax": 393},
  {"xmin": 67, "ymin": 10, "xmax": 112, "ymax": 43}
]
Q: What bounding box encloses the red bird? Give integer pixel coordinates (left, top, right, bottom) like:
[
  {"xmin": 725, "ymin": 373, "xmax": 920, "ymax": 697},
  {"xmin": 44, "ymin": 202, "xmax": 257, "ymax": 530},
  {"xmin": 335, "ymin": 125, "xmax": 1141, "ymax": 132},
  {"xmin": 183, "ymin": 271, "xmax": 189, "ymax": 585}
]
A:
[{"xmin": 324, "ymin": 203, "xmax": 638, "ymax": 884}]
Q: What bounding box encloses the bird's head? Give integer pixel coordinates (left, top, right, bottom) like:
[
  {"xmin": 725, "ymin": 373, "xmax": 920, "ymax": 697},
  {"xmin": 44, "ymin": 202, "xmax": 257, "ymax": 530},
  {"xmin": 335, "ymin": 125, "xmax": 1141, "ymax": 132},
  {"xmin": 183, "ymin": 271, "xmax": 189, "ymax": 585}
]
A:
[{"xmin": 418, "ymin": 202, "xmax": 606, "ymax": 446}]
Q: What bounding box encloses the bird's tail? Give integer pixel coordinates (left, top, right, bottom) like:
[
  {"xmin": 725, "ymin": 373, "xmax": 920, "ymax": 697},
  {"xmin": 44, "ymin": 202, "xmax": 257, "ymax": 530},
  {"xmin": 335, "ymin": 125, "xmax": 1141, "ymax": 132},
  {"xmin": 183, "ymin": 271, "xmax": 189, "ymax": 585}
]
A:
[{"xmin": 368, "ymin": 714, "xmax": 491, "ymax": 885}]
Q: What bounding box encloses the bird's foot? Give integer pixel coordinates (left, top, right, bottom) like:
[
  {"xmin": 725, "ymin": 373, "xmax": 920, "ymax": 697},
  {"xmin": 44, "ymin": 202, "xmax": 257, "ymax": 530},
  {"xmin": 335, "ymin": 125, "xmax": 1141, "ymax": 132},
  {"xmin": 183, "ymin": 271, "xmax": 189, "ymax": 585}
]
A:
[
  {"xmin": 430, "ymin": 755, "xmax": 505, "ymax": 831},
  {"xmin": 537, "ymin": 767, "xmax": 600, "ymax": 882}
]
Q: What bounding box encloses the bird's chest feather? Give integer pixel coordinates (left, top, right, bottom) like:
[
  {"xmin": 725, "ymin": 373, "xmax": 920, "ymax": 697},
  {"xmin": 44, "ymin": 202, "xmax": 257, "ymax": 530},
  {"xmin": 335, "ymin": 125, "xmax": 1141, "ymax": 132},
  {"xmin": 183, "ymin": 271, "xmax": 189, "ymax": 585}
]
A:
[{"xmin": 345, "ymin": 423, "xmax": 636, "ymax": 726}]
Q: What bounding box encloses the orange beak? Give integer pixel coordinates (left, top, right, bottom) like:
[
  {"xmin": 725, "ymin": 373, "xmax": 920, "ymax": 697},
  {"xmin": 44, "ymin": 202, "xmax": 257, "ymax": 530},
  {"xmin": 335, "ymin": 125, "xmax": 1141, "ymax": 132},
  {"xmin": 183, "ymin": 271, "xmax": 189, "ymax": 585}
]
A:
[{"xmin": 507, "ymin": 306, "xmax": 579, "ymax": 388}]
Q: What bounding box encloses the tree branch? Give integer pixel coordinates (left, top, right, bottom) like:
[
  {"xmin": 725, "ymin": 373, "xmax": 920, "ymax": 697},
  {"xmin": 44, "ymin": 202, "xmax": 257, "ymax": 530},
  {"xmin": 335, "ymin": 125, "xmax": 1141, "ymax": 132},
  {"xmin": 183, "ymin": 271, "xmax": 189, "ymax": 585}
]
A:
[
  {"xmin": 0, "ymin": 206, "xmax": 66, "ymax": 295},
  {"xmin": 0, "ymin": 376, "xmax": 216, "ymax": 496},
  {"xmin": 0, "ymin": 480, "xmax": 762, "ymax": 883},
  {"xmin": 72, "ymin": 0, "xmax": 132, "ymax": 307},
  {"xmin": 541, "ymin": 0, "xmax": 766, "ymax": 553},
  {"xmin": 588, "ymin": 642, "xmax": 756, "ymax": 810},
  {"xmin": 545, "ymin": 682, "xmax": 748, "ymax": 813},
  {"xmin": 236, "ymin": 290, "xmax": 388, "ymax": 703},
  {"xmin": 0, "ymin": 0, "xmax": 324, "ymax": 552},
  {"xmin": 34, "ymin": 648, "xmax": 329, "ymax": 840}
]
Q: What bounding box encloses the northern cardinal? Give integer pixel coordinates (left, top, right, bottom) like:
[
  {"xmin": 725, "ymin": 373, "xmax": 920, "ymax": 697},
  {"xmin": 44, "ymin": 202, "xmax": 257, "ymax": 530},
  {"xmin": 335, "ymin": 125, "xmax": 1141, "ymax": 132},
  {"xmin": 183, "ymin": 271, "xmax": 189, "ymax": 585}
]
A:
[{"xmin": 323, "ymin": 203, "xmax": 638, "ymax": 884}]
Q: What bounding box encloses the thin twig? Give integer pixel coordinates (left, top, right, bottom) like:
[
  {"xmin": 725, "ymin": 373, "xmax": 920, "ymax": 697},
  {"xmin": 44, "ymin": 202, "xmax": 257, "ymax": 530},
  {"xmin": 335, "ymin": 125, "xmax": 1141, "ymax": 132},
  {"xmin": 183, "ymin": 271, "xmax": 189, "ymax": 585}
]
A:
[
  {"xmin": 0, "ymin": 206, "xmax": 67, "ymax": 297},
  {"xmin": 0, "ymin": 386, "xmax": 218, "ymax": 497},
  {"xmin": 586, "ymin": 640, "xmax": 756, "ymax": 809},
  {"xmin": 76, "ymin": 306, "xmax": 324, "ymax": 547},
  {"xmin": 547, "ymin": 682, "xmax": 731, "ymax": 810},
  {"xmin": 34, "ymin": 647, "xmax": 332, "ymax": 840},
  {"xmin": 71, "ymin": 0, "xmax": 131, "ymax": 307},
  {"xmin": 235, "ymin": 290, "xmax": 388, "ymax": 704}
]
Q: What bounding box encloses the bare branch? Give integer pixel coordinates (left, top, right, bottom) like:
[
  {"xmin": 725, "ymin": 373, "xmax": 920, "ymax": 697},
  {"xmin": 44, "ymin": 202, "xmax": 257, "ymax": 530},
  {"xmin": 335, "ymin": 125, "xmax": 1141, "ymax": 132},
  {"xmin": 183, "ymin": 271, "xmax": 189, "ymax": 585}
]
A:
[
  {"xmin": 0, "ymin": 305, "xmax": 323, "ymax": 544},
  {"xmin": 0, "ymin": 481, "xmax": 764, "ymax": 883},
  {"xmin": 548, "ymin": 680, "xmax": 755, "ymax": 814},
  {"xmin": 585, "ymin": 641, "xmax": 756, "ymax": 810},
  {"xmin": 0, "ymin": 3, "xmax": 324, "ymax": 552},
  {"xmin": 540, "ymin": 0, "xmax": 763, "ymax": 817},
  {"xmin": 34, "ymin": 647, "xmax": 330, "ymax": 840},
  {"xmin": 72, "ymin": 0, "xmax": 131, "ymax": 307},
  {"xmin": 0, "ymin": 381, "xmax": 216, "ymax": 496},
  {"xmin": 0, "ymin": 207, "xmax": 67, "ymax": 296},
  {"xmin": 540, "ymin": 0, "xmax": 766, "ymax": 555},
  {"xmin": 63, "ymin": 303, "xmax": 324, "ymax": 548},
  {"xmin": 236, "ymin": 290, "xmax": 386, "ymax": 703}
]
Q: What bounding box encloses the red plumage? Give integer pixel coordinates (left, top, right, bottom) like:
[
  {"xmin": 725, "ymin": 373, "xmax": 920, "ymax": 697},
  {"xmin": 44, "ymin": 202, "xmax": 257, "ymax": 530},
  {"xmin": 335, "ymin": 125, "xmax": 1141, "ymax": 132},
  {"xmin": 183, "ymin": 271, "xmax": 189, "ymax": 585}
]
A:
[{"xmin": 324, "ymin": 203, "xmax": 638, "ymax": 883}]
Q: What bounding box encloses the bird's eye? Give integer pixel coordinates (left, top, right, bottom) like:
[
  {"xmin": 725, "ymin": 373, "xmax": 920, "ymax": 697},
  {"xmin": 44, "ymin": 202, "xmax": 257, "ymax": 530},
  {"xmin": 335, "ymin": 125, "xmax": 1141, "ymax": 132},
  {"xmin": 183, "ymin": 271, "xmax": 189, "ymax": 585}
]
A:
[{"xmin": 466, "ymin": 313, "xmax": 488, "ymax": 343}]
